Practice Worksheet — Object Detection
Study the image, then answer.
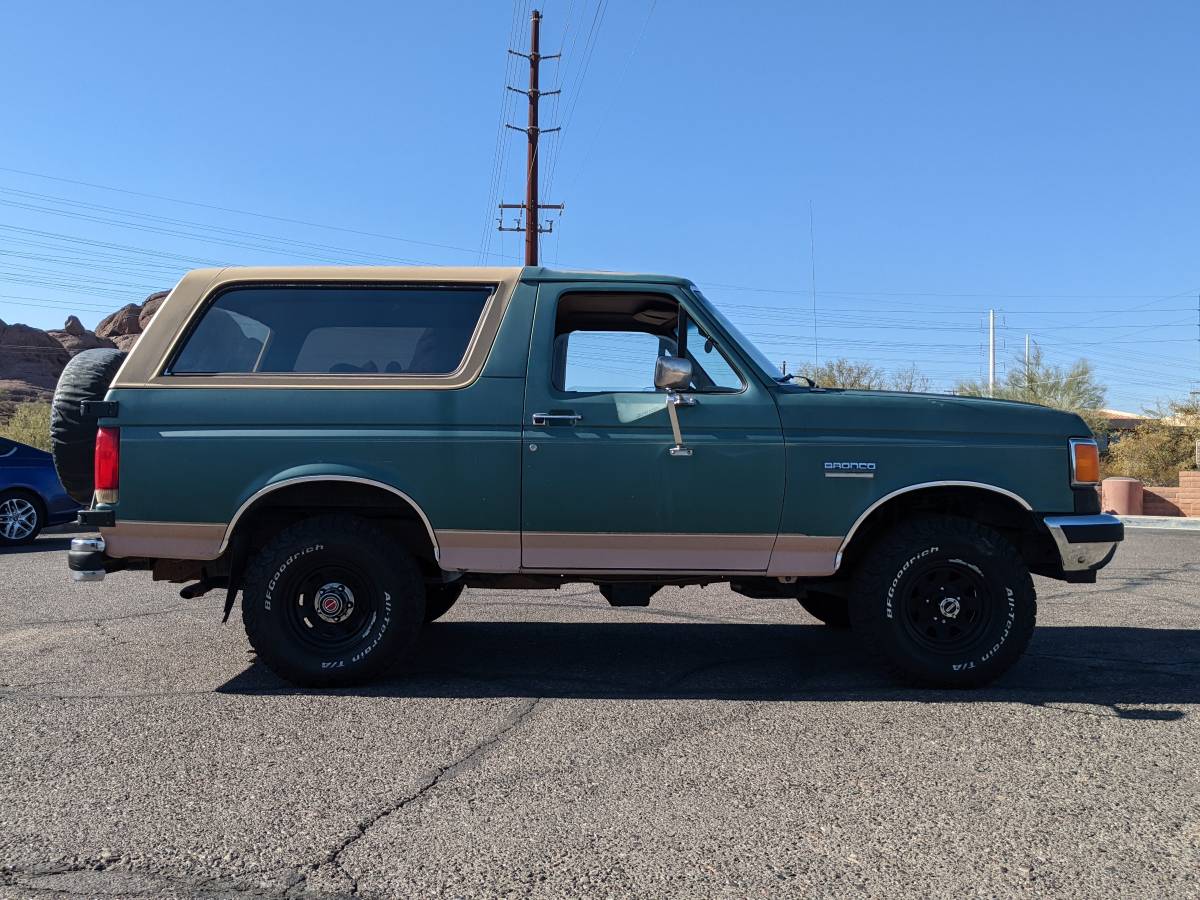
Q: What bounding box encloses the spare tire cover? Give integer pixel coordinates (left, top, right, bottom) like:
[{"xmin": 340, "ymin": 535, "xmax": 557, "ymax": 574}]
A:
[{"xmin": 50, "ymin": 348, "xmax": 127, "ymax": 505}]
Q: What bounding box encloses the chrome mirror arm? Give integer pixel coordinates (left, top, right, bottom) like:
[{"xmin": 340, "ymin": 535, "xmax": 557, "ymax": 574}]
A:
[{"xmin": 666, "ymin": 390, "xmax": 695, "ymax": 457}]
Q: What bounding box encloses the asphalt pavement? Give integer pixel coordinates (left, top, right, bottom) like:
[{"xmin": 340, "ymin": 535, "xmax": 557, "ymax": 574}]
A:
[{"xmin": 1, "ymin": 529, "xmax": 1198, "ymax": 898}]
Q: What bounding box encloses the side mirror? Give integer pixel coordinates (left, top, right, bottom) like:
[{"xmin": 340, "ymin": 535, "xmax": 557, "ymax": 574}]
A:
[{"xmin": 654, "ymin": 355, "xmax": 692, "ymax": 391}]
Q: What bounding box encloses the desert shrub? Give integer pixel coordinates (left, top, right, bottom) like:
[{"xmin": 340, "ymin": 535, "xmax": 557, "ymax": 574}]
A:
[
  {"xmin": 0, "ymin": 402, "xmax": 52, "ymax": 452},
  {"xmin": 1104, "ymin": 398, "xmax": 1199, "ymax": 486}
]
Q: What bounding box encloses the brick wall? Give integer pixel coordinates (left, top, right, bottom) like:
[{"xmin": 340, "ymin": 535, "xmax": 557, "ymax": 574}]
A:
[
  {"xmin": 1143, "ymin": 487, "xmax": 1183, "ymax": 516},
  {"xmin": 1179, "ymin": 470, "xmax": 1200, "ymax": 516},
  {"xmin": 1101, "ymin": 471, "xmax": 1200, "ymax": 516},
  {"xmin": 1141, "ymin": 471, "xmax": 1200, "ymax": 517}
]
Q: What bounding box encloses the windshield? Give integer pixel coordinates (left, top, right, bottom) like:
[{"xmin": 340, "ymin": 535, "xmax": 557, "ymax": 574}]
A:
[{"xmin": 688, "ymin": 288, "xmax": 784, "ymax": 380}]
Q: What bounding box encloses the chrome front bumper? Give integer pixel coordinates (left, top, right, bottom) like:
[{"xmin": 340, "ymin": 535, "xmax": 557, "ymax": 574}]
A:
[
  {"xmin": 1044, "ymin": 514, "xmax": 1124, "ymax": 573},
  {"xmin": 69, "ymin": 536, "xmax": 107, "ymax": 583}
]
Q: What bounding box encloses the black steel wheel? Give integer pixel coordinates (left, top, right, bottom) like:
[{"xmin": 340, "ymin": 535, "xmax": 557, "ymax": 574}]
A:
[
  {"xmin": 848, "ymin": 515, "xmax": 1036, "ymax": 687},
  {"xmin": 242, "ymin": 515, "xmax": 425, "ymax": 687},
  {"xmin": 896, "ymin": 560, "xmax": 992, "ymax": 653}
]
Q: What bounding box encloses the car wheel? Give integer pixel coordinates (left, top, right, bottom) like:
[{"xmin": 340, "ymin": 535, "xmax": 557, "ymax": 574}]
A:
[
  {"xmin": 241, "ymin": 515, "xmax": 425, "ymax": 687},
  {"xmin": 798, "ymin": 591, "xmax": 850, "ymax": 628},
  {"xmin": 848, "ymin": 515, "xmax": 1036, "ymax": 688},
  {"xmin": 0, "ymin": 491, "xmax": 43, "ymax": 546},
  {"xmin": 423, "ymin": 582, "xmax": 464, "ymax": 624}
]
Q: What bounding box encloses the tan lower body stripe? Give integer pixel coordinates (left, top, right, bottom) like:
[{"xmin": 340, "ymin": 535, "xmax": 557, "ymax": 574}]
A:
[{"xmin": 98, "ymin": 522, "xmax": 843, "ymax": 577}]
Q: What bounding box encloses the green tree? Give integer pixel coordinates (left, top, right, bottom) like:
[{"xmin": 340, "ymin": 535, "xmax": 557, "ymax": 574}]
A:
[
  {"xmin": 799, "ymin": 358, "xmax": 886, "ymax": 390},
  {"xmin": 889, "ymin": 363, "xmax": 933, "ymax": 393},
  {"xmin": 797, "ymin": 358, "xmax": 933, "ymax": 392},
  {"xmin": 955, "ymin": 343, "xmax": 1107, "ymax": 433},
  {"xmin": 1105, "ymin": 396, "xmax": 1199, "ymax": 486},
  {"xmin": 0, "ymin": 402, "xmax": 53, "ymax": 452}
]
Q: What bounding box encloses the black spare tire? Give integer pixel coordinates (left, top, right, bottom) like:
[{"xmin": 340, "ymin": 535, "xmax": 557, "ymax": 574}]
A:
[{"xmin": 50, "ymin": 348, "xmax": 126, "ymax": 504}]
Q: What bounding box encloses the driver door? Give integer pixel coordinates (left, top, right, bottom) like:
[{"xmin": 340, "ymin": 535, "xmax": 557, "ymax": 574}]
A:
[{"xmin": 519, "ymin": 282, "xmax": 785, "ymax": 571}]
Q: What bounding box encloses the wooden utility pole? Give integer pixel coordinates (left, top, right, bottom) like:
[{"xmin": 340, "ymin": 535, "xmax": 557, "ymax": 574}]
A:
[
  {"xmin": 988, "ymin": 309, "xmax": 996, "ymax": 397},
  {"xmin": 499, "ymin": 9, "xmax": 564, "ymax": 265}
]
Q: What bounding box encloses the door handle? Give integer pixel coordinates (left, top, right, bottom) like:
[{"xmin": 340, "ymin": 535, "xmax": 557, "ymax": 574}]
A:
[{"xmin": 531, "ymin": 413, "xmax": 583, "ymax": 426}]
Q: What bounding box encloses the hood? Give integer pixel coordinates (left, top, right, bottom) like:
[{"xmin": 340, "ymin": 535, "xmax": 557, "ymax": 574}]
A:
[{"xmin": 775, "ymin": 387, "xmax": 1091, "ymax": 440}]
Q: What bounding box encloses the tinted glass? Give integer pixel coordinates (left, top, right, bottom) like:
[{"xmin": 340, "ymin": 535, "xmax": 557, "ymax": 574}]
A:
[{"xmin": 170, "ymin": 285, "xmax": 493, "ymax": 375}]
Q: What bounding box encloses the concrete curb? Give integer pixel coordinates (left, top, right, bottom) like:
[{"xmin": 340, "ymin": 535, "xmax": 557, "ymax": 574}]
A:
[{"xmin": 1117, "ymin": 515, "xmax": 1200, "ymax": 531}]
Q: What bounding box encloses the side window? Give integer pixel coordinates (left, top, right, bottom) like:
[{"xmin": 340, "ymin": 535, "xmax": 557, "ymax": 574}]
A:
[
  {"xmin": 168, "ymin": 285, "xmax": 493, "ymax": 375},
  {"xmin": 551, "ymin": 290, "xmax": 743, "ymax": 394},
  {"xmin": 561, "ymin": 331, "xmax": 666, "ymax": 393},
  {"xmin": 171, "ymin": 308, "xmax": 270, "ymax": 374}
]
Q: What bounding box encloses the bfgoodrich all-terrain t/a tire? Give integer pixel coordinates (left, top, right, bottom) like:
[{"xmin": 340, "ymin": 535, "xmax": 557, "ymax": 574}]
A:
[
  {"xmin": 848, "ymin": 515, "xmax": 1037, "ymax": 688},
  {"xmin": 241, "ymin": 515, "xmax": 425, "ymax": 688}
]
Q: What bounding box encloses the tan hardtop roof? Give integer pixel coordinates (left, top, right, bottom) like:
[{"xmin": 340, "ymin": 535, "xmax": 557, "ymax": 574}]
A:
[
  {"xmin": 180, "ymin": 265, "xmax": 693, "ymax": 286},
  {"xmin": 113, "ymin": 265, "xmax": 692, "ymax": 390}
]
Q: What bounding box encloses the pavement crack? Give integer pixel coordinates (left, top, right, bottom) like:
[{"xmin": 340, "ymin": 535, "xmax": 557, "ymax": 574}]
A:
[{"xmin": 305, "ymin": 696, "xmax": 542, "ymax": 894}]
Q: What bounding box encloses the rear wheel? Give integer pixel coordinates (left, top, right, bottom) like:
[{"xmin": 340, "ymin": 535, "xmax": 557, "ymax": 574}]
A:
[
  {"xmin": 848, "ymin": 515, "xmax": 1036, "ymax": 687},
  {"xmin": 423, "ymin": 582, "xmax": 464, "ymax": 623},
  {"xmin": 241, "ymin": 515, "xmax": 425, "ymax": 687},
  {"xmin": 0, "ymin": 491, "xmax": 43, "ymax": 546}
]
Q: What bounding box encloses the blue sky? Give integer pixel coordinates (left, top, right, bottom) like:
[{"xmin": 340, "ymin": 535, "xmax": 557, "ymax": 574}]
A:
[{"xmin": 1, "ymin": 0, "xmax": 1197, "ymax": 411}]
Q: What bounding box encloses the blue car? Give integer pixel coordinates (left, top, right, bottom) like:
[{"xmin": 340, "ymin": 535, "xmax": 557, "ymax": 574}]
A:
[{"xmin": 0, "ymin": 438, "xmax": 80, "ymax": 546}]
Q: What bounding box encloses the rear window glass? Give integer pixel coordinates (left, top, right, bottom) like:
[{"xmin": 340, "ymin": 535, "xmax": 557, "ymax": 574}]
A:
[{"xmin": 168, "ymin": 284, "xmax": 494, "ymax": 376}]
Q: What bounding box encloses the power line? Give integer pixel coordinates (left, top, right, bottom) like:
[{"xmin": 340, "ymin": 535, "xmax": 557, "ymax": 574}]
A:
[
  {"xmin": 542, "ymin": 0, "xmax": 608, "ymax": 196},
  {"xmin": 556, "ymin": 0, "xmax": 656, "ymax": 198},
  {"xmin": 0, "ymin": 165, "xmax": 480, "ymax": 258}
]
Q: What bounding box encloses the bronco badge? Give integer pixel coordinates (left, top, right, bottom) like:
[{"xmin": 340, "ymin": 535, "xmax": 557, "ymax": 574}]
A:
[{"xmin": 824, "ymin": 461, "xmax": 876, "ymax": 478}]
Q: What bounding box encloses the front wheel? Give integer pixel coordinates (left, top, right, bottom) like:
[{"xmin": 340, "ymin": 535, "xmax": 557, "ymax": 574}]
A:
[
  {"xmin": 849, "ymin": 515, "xmax": 1036, "ymax": 688},
  {"xmin": 241, "ymin": 515, "xmax": 425, "ymax": 687},
  {"xmin": 0, "ymin": 491, "xmax": 43, "ymax": 546}
]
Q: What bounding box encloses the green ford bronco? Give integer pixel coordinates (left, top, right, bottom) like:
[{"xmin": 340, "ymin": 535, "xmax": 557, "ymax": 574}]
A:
[{"xmin": 54, "ymin": 266, "xmax": 1122, "ymax": 688}]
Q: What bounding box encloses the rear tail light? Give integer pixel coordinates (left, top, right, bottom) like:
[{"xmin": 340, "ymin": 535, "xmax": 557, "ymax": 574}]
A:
[
  {"xmin": 95, "ymin": 426, "xmax": 120, "ymax": 504},
  {"xmin": 1069, "ymin": 437, "xmax": 1100, "ymax": 486}
]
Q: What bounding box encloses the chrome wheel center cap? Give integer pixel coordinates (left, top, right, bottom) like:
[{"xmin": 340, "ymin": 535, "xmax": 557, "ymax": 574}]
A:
[
  {"xmin": 939, "ymin": 596, "xmax": 962, "ymax": 619},
  {"xmin": 314, "ymin": 583, "xmax": 355, "ymax": 624}
]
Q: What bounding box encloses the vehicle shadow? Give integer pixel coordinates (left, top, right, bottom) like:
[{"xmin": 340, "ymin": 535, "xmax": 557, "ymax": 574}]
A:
[
  {"xmin": 2, "ymin": 537, "xmax": 73, "ymax": 555},
  {"xmin": 218, "ymin": 622, "xmax": 1200, "ymax": 718}
]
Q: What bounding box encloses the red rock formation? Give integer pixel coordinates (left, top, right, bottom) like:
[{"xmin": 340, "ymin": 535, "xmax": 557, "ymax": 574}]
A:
[{"xmin": 0, "ymin": 290, "xmax": 166, "ymax": 415}]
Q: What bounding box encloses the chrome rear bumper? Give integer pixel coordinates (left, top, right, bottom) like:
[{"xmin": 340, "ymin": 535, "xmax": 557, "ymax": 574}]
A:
[{"xmin": 1044, "ymin": 514, "xmax": 1123, "ymax": 573}]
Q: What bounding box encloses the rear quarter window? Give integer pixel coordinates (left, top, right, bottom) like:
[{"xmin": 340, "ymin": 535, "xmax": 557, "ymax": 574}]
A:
[{"xmin": 168, "ymin": 284, "xmax": 494, "ymax": 376}]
